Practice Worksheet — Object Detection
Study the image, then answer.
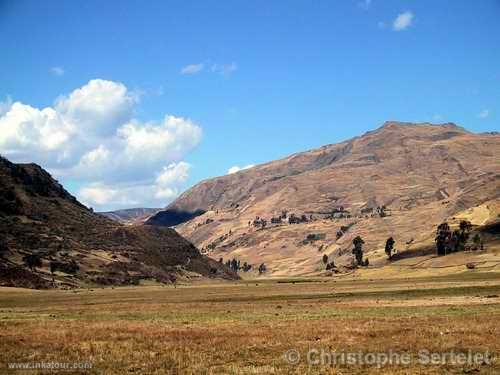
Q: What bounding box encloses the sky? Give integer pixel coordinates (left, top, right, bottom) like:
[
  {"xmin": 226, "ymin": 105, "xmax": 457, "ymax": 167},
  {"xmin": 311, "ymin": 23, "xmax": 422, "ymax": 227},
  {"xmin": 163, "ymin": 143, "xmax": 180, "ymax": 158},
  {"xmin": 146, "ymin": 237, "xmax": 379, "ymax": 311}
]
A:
[{"xmin": 0, "ymin": 0, "xmax": 499, "ymax": 211}]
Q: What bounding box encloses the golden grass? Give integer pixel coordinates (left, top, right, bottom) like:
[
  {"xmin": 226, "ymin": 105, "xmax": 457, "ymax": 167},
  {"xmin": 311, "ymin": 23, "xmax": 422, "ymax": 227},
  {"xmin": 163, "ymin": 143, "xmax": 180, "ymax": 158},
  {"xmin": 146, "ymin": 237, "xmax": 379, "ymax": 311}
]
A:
[{"xmin": 1, "ymin": 273, "xmax": 499, "ymax": 374}]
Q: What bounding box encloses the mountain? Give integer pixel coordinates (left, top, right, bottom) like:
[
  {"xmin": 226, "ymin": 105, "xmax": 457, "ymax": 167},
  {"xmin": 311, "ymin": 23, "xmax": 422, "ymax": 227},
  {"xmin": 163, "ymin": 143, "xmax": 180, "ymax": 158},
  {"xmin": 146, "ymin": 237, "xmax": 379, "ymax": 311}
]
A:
[
  {"xmin": 147, "ymin": 122, "xmax": 500, "ymax": 276},
  {"xmin": 0, "ymin": 156, "xmax": 237, "ymax": 289},
  {"xmin": 100, "ymin": 208, "xmax": 160, "ymax": 224}
]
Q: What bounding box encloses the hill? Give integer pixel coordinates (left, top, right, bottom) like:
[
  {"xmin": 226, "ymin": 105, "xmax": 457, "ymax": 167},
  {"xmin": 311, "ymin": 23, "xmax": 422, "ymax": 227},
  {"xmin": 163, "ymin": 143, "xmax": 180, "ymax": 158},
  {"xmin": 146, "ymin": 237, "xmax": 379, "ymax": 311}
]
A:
[
  {"xmin": 147, "ymin": 121, "xmax": 500, "ymax": 276},
  {"xmin": 0, "ymin": 156, "xmax": 237, "ymax": 289},
  {"xmin": 100, "ymin": 208, "xmax": 160, "ymax": 224}
]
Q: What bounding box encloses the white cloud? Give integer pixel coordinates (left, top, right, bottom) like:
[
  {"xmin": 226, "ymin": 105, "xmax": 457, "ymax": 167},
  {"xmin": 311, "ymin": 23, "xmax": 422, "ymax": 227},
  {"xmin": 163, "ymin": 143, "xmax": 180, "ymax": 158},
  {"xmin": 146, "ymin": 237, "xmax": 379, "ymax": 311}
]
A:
[
  {"xmin": 180, "ymin": 63, "xmax": 204, "ymax": 75},
  {"xmin": 227, "ymin": 164, "xmax": 254, "ymax": 175},
  {"xmin": 79, "ymin": 162, "xmax": 191, "ymax": 208},
  {"xmin": 393, "ymin": 11, "xmax": 414, "ymax": 31},
  {"xmin": 154, "ymin": 162, "xmax": 190, "ymax": 199},
  {"xmin": 0, "ymin": 79, "xmax": 202, "ymax": 210},
  {"xmin": 478, "ymin": 109, "xmax": 490, "ymax": 119},
  {"xmin": 211, "ymin": 62, "xmax": 238, "ymax": 77},
  {"xmin": 181, "ymin": 61, "xmax": 238, "ymax": 77},
  {"xmin": 50, "ymin": 66, "xmax": 65, "ymax": 76},
  {"xmin": 55, "ymin": 79, "xmax": 137, "ymax": 136}
]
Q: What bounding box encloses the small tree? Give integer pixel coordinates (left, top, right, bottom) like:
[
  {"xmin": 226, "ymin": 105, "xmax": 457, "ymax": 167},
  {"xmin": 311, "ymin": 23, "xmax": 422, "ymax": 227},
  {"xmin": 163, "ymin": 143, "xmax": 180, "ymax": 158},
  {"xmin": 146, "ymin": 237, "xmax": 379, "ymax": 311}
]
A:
[
  {"xmin": 50, "ymin": 261, "xmax": 58, "ymax": 275},
  {"xmin": 0, "ymin": 239, "xmax": 7, "ymax": 258},
  {"xmin": 352, "ymin": 236, "xmax": 364, "ymax": 266},
  {"xmin": 23, "ymin": 254, "xmax": 42, "ymax": 271},
  {"xmin": 258, "ymin": 263, "xmax": 267, "ymax": 274},
  {"xmin": 242, "ymin": 262, "xmax": 252, "ymax": 272},
  {"xmin": 472, "ymin": 234, "xmax": 481, "ymax": 250},
  {"xmin": 459, "ymin": 220, "xmax": 472, "ymax": 233},
  {"xmin": 435, "ymin": 222, "xmax": 451, "ymax": 256},
  {"xmin": 322, "ymin": 254, "xmax": 328, "ymax": 265},
  {"xmin": 385, "ymin": 237, "xmax": 395, "ymax": 260}
]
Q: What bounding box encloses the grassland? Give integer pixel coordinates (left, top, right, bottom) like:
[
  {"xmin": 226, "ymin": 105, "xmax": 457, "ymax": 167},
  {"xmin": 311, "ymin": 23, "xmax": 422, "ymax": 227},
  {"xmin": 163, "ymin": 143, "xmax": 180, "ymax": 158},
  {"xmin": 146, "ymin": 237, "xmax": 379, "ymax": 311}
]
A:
[{"xmin": 1, "ymin": 272, "xmax": 499, "ymax": 374}]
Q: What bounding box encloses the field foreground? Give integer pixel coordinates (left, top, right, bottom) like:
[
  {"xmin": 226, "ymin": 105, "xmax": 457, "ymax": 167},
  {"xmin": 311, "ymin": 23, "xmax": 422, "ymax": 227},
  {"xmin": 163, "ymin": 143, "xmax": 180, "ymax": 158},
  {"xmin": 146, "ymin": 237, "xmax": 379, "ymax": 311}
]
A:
[{"xmin": 1, "ymin": 272, "xmax": 500, "ymax": 374}]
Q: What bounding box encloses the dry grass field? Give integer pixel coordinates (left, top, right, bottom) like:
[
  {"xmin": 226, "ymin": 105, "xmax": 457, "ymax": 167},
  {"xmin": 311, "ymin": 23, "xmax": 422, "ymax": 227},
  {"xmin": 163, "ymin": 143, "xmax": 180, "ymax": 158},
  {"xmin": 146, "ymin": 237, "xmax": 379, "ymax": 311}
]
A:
[{"xmin": 1, "ymin": 271, "xmax": 499, "ymax": 374}]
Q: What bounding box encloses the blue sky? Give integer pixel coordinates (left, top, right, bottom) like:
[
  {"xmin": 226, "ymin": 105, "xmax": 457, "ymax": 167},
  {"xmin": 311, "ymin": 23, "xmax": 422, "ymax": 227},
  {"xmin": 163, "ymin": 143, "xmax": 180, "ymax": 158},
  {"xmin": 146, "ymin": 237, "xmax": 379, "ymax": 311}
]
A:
[{"xmin": 0, "ymin": 0, "xmax": 499, "ymax": 210}]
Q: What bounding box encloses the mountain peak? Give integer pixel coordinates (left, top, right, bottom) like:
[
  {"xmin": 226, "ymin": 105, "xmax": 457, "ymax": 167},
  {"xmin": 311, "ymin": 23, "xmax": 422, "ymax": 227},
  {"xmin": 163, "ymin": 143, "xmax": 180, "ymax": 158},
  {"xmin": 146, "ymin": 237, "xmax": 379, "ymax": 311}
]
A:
[
  {"xmin": 380, "ymin": 120, "xmax": 464, "ymax": 130},
  {"xmin": 378, "ymin": 120, "xmax": 467, "ymax": 133}
]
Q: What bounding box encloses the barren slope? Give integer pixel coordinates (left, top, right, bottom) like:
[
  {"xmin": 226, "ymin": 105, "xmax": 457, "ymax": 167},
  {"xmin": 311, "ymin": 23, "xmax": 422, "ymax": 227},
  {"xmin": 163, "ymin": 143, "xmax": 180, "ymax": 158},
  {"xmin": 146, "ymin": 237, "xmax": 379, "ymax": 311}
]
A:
[
  {"xmin": 148, "ymin": 122, "xmax": 500, "ymax": 276},
  {"xmin": 0, "ymin": 156, "xmax": 236, "ymax": 289}
]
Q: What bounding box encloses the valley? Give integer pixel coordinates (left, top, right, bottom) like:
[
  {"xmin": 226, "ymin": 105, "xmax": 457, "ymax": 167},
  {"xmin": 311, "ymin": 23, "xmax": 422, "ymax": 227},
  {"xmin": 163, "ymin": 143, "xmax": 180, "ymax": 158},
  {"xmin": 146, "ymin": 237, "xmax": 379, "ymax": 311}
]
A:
[{"xmin": 1, "ymin": 271, "xmax": 499, "ymax": 374}]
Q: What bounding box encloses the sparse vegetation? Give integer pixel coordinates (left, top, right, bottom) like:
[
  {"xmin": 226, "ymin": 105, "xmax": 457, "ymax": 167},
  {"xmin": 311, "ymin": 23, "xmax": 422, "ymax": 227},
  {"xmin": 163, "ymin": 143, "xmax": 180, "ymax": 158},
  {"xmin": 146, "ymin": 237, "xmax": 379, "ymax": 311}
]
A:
[
  {"xmin": 258, "ymin": 263, "xmax": 267, "ymax": 274},
  {"xmin": 435, "ymin": 222, "xmax": 452, "ymax": 256},
  {"xmin": 22, "ymin": 254, "xmax": 42, "ymax": 271},
  {"xmin": 0, "ymin": 276, "xmax": 499, "ymax": 374},
  {"xmin": 385, "ymin": 236, "xmax": 395, "ymax": 260},
  {"xmin": 352, "ymin": 236, "xmax": 365, "ymax": 266},
  {"xmin": 435, "ymin": 220, "xmax": 474, "ymax": 256}
]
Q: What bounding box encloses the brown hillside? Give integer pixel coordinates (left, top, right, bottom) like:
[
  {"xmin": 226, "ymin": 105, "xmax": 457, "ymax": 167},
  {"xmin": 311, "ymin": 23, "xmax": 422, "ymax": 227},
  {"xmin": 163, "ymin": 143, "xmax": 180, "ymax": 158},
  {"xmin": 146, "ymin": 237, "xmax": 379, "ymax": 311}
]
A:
[
  {"xmin": 0, "ymin": 156, "xmax": 237, "ymax": 289},
  {"xmin": 100, "ymin": 208, "xmax": 160, "ymax": 224},
  {"xmin": 148, "ymin": 122, "xmax": 500, "ymax": 276}
]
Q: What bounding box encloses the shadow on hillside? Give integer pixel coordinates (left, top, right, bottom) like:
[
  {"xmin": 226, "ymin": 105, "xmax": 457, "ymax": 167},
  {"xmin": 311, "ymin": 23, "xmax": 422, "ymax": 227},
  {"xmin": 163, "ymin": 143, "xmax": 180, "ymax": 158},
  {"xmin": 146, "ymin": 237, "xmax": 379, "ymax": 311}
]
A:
[{"xmin": 390, "ymin": 245, "xmax": 436, "ymax": 262}]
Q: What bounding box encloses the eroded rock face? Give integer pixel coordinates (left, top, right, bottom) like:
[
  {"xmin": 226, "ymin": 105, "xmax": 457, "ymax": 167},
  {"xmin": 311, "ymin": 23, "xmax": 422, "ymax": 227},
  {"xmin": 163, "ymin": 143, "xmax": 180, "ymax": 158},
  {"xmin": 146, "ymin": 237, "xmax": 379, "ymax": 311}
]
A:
[
  {"xmin": 149, "ymin": 122, "xmax": 500, "ymax": 276},
  {"xmin": 0, "ymin": 156, "xmax": 238, "ymax": 289}
]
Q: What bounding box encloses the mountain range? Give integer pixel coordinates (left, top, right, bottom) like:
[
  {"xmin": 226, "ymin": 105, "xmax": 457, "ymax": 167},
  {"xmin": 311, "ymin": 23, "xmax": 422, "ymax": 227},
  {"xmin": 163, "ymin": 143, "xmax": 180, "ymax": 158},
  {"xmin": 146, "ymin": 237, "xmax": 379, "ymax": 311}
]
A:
[{"xmin": 147, "ymin": 122, "xmax": 500, "ymax": 276}]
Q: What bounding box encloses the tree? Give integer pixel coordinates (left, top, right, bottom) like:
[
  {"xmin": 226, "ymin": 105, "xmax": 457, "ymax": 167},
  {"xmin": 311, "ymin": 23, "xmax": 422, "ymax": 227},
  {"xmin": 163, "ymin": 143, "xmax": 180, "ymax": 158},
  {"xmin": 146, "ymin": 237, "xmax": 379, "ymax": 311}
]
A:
[
  {"xmin": 230, "ymin": 258, "xmax": 239, "ymax": 272},
  {"xmin": 258, "ymin": 263, "xmax": 267, "ymax": 274},
  {"xmin": 435, "ymin": 222, "xmax": 451, "ymax": 256},
  {"xmin": 50, "ymin": 261, "xmax": 58, "ymax": 275},
  {"xmin": 23, "ymin": 254, "xmax": 42, "ymax": 271},
  {"xmin": 322, "ymin": 254, "xmax": 328, "ymax": 264},
  {"xmin": 0, "ymin": 239, "xmax": 7, "ymax": 258},
  {"xmin": 352, "ymin": 236, "xmax": 365, "ymax": 266},
  {"xmin": 242, "ymin": 262, "xmax": 252, "ymax": 272},
  {"xmin": 384, "ymin": 237, "xmax": 395, "ymax": 260},
  {"xmin": 459, "ymin": 220, "xmax": 472, "ymax": 233},
  {"xmin": 472, "ymin": 234, "xmax": 481, "ymax": 250}
]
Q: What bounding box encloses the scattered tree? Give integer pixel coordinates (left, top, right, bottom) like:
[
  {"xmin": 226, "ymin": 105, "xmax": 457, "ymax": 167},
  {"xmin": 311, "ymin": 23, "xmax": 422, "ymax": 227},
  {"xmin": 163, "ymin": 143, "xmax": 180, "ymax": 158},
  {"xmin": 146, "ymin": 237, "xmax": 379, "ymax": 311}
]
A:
[
  {"xmin": 472, "ymin": 234, "xmax": 481, "ymax": 250},
  {"xmin": 385, "ymin": 237, "xmax": 395, "ymax": 260},
  {"xmin": 352, "ymin": 236, "xmax": 365, "ymax": 266},
  {"xmin": 435, "ymin": 222, "xmax": 451, "ymax": 256},
  {"xmin": 326, "ymin": 261, "xmax": 335, "ymax": 270},
  {"xmin": 23, "ymin": 254, "xmax": 42, "ymax": 271},
  {"xmin": 0, "ymin": 239, "xmax": 7, "ymax": 258},
  {"xmin": 258, "ymin": 263, "xmax": 267, "ymax": 274},
  {"xmin": 322, "ymin": 254, "xmax": 328, "ymax": 264},
  {"xmin": 242, "ymin": 262, "xmax": 252, "ymax": 272}
]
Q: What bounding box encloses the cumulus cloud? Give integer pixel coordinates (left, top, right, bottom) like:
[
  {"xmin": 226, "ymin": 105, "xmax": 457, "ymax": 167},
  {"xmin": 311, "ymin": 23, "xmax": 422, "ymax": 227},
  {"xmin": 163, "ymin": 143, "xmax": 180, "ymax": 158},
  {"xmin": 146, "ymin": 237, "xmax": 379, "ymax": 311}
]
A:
[
  {"xmin": 227, "ymin": 164, "xmax": 255, "ymax": 175},
  {"xmin": 393, "ymin": 11, "xmax": 414, "ymax": 31},
  {"xmin": 0, "ymin": 79, "xmax": 202, "ymax": 210},
  {"xmin": 79, "ymin": 161, "xmax": 191, "ymax": 208},
  {"xmin": 180, "ymin": 63, "xmax": 204, "ymax": 75},
  {"xmin": 50, "ymin": 66, "xmax": 65, "ymax": 76},
  {"xmin": 478, "ymin": 109, "xmax": 489, "ymax": 119}
]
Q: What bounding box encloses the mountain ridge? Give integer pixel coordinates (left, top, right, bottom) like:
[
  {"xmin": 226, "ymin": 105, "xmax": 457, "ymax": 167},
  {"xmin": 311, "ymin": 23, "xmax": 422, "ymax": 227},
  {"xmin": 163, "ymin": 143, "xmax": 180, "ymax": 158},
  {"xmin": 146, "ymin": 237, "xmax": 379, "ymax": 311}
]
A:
[
  {"xmin": 0, "ymin": 156, "xmax": 237, "ymax": 288},
  {"xmin": 147, "ymin": 121, "xmax": 500, "ymax": 276}
]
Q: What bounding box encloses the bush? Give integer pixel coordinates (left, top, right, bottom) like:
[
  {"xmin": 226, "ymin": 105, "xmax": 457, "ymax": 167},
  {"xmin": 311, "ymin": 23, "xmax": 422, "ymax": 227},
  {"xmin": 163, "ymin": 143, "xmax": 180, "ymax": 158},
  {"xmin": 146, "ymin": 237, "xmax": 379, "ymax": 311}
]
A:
[
  {"xmin": 23, "ymin": 254, "xmax": 43, "ymax": 271},
  {"xmin": 49, "ymin": 260, "xmax": 79, "ymax": 274}
]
